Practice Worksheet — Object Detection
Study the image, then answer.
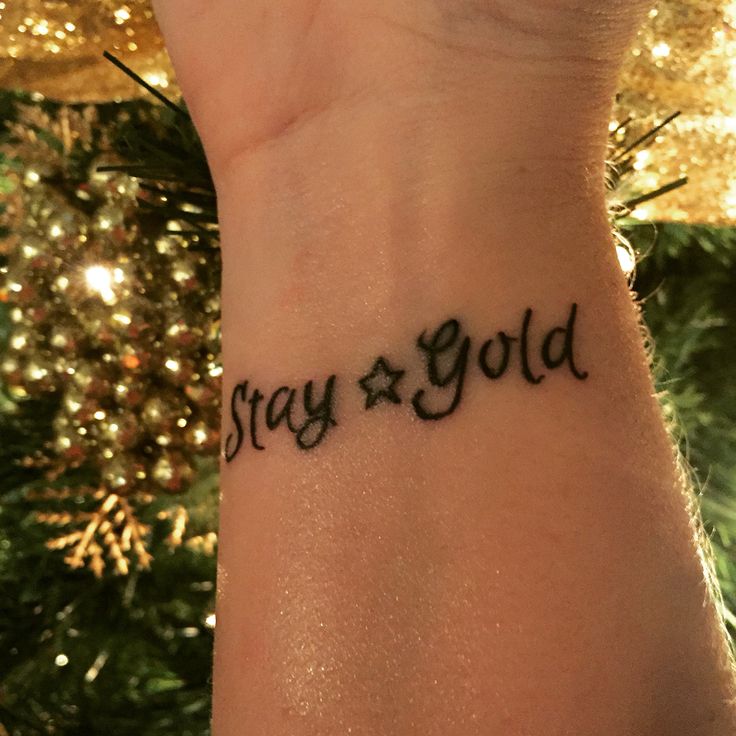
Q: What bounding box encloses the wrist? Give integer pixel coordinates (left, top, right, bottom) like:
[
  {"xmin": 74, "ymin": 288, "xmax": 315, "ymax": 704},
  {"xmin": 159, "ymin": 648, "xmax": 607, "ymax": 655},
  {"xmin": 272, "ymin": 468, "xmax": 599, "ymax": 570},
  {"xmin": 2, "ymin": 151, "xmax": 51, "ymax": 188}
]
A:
[
  {"xmin": 212, "ymin": 68, "xmax": 620, "ymax": 382},
  {"xmin": 214, "ymin": 87, "xmax": 613, "ymax": 251},
  {"xmin": 214, "ymin": 99, "xmax": 620, "ymax": 387},
  {"xmin": 204, "ymin": 10, "xmax": 624, "ymax": 195},
  {"xmin": 213, "ymin": 76, "xmax": 614, "ymax": 195}
]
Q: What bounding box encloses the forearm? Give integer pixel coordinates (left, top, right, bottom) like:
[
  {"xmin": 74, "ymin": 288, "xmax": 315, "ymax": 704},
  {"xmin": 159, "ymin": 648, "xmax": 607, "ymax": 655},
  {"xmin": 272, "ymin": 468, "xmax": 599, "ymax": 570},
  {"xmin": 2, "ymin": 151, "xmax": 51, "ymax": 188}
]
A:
[{"xmin": 213, "ymin": 100, "xmax": 736, "ymax": 735}]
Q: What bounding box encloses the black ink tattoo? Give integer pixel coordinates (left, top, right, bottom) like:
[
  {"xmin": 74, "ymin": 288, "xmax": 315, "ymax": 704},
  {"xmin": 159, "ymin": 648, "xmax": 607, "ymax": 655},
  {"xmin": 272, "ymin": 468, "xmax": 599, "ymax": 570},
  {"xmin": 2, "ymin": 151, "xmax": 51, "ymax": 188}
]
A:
[
  {"xmin": 265, "ymin": 386, "xmax": 299, "ymax": 433},
  {"xmin": 222, "ymin": 303, "xmax": 589, "ymax": 462},
  {"xmin": 298, "ymin": 376, "xmax": 338, "ymax": 449},
  {"xmin": 411, "ymin": 319, "xmax": 471, "ymax": 421},
  {"xmin": 358, "ymin": 356, "xmax": 405, "ymax": 409},
  {"xmin": 248, "ymin": 388, "xmax": 266, "ymax": 451},
  {"xmin": 541, "ymin": 302, "xmax": 588, "ymax": 379},
  {"xmin": 478, "ymin": 332, "xmax": 516, "ymax": 380},
  {"xmin": 520, "ymin": 308, "xmax": 545, "ymax": 384},
  {"xmin": 224, "ymin": 381, "xmax": 250, "ymax": 462},
  {"xmin": 224, "ymin": 375, "xmax": 338, "ymax": 461}
]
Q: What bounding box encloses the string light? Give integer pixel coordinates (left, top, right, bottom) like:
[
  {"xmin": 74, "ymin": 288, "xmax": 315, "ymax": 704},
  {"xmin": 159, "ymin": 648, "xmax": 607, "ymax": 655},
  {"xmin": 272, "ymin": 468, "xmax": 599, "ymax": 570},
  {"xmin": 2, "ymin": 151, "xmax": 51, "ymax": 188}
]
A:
[
  {"xmin": 113, "ymin": 6, "xmax": 131, "ymax": 24},
  {"xmin": 84, "ymin": 651, "xmax": 109, "ymax": 683},
  {"xmin": 84, "ymin": 265, "xmax": 116, "ymax": 304}
]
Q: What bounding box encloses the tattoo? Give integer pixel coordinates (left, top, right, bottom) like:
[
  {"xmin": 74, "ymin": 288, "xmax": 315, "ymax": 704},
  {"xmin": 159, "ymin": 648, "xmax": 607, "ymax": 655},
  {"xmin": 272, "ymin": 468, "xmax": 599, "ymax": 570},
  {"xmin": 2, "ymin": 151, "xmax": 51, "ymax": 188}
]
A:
[
  {"xmin": 541, "ymin": 302, "xmax": 588, "ymax": 379},
  {"xmin": 265, "ymin": 386, "xmax": 299, "ymax": 433},
  {"xmin": 478, "ymin": 331, "xmax": 515, "ymax": 379},
  {"xmin": 223, "ymin": 375, "xmax": 338, "ymax": 461},
  {"xmin": 358, "ymin": 356, "xmax": 405, "ymax": 409},
  {"xmin": 223, "ymin": 381, "xmax": 250, "ymax": 461},
  {"xmin": 411, "ymin": 319, "xmax": 471, "ymax": 421},
  {"xmin": 298, "ymin": 376, "xmax": 338, "ymax": 449},
  {"xmin": 520, "ymin": 308, "xmax": 545, "ymax": 384},
  {"xmin": 223, "ymin": 303, "xmax": 588, "ymax": 462}
]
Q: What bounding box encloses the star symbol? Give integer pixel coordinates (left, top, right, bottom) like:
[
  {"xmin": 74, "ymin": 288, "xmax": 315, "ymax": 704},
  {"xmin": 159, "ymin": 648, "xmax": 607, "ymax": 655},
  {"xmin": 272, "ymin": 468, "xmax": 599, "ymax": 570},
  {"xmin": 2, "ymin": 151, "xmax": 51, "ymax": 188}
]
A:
[{"xmin": 358, "ymin": 356, "xmax": 405, "ymax": 410}]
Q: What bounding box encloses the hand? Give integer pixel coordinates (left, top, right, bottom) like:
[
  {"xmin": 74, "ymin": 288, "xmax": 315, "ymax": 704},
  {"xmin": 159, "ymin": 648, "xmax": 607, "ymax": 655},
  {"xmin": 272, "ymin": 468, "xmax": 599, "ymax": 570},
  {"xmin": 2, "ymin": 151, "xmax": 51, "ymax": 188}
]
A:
[{"xmin": 152, "ymin": 0, "xmax": 650, "ymax": 186}]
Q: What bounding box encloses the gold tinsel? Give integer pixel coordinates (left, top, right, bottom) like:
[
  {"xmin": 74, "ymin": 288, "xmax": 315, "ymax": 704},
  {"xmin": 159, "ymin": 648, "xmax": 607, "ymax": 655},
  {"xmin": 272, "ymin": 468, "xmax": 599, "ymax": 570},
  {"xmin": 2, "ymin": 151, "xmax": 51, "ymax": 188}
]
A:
[
  {"xmin": 614, "ymin": 1, "xmax": 736, "ymax": 224},
  {"xmin": 0, "ymin": 0, "xmax": 178, "ymax": 103},
  {"xmin": 2, "ymin": 0, "xmax": 734, "ymax": 223}
]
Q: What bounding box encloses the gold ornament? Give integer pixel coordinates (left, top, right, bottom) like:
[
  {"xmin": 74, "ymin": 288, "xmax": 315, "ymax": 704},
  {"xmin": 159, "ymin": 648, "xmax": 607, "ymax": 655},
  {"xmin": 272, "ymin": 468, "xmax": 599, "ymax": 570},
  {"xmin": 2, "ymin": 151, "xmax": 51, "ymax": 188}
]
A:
[
  {"xmin": 99, "ymin": 410, "xmax": 142, "ymax": 449},
  {"xmin": 39, "ymin": 490, "xmax": 154, "ymax": 577},
  {"xmin": 151, "ymin": 449, "xmax": 194, "ymax": 494},
  {"xmin": 0, "ymin": 100, "xmax": 221, "ymax": 575}
]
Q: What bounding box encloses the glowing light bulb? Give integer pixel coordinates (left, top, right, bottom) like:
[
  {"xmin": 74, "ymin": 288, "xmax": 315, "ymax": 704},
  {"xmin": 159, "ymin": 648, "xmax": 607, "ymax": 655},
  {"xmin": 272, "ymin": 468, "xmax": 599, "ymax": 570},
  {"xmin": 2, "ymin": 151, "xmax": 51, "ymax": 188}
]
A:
[
  {"xmin": 114, "ymin": 7, "xmax": 131, "ymax": 22},
  {"xmin": 630, "ymin": 205, "xmax": 651, "ymax": 221},
  {"xmin": 85, "ymin": 265, "xmax": 116, "ymax": 304},
  {"xmin": 616, "ymin": 245, "xmax": 636, "ymax": 276},
  {"xmin": 723, "ymin": 182, "xmax": 736, "ymax": 219},
  {"xmin": 651, "ymin": 42, "xmax": 671, "ymax": 59},
  {"xmin": 633, "ymin": 150, "xmax": 651, "ymax": 171},
  {"xmin": 143, "ymin": 71, "xmax": 169, "ymax": 88},
  {"xmin": 726, "ymin": 1, "xmax": 736, "ymax": 26}
]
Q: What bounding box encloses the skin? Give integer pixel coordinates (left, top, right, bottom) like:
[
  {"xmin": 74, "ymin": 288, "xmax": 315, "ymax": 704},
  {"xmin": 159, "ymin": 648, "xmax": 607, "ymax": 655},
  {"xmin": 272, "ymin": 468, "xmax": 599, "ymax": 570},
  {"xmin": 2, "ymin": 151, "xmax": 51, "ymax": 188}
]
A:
[{"xmin": 152, "ymin": 2, "xmax": 736, "ymax": 734}]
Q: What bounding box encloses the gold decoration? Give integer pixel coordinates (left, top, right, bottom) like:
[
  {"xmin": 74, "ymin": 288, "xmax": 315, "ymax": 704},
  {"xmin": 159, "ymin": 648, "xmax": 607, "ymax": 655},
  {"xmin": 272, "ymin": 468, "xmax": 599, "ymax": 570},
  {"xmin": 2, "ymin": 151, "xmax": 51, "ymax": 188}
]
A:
[
  {"xmin": 0, "ymin": 0, "xmax": 178, "ymax": 103},
  {"xmin": 0, "ymin": 100, "xmax": 221, "ymax": 575},
  {"xmin": 39, "ymin": 489, "xmax": 153, "ymax": 577},
  {"xmin": 614, "ymin": 0, "xmax": 736, "ymax": 223}
]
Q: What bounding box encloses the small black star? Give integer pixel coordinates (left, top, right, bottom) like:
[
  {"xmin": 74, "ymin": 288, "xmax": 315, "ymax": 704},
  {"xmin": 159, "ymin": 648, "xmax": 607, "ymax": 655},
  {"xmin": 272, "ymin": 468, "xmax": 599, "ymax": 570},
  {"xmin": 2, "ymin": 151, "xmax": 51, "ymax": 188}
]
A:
[{"xmin": 358, "ymin": 356, "xmax": 405, "ymax": 410}]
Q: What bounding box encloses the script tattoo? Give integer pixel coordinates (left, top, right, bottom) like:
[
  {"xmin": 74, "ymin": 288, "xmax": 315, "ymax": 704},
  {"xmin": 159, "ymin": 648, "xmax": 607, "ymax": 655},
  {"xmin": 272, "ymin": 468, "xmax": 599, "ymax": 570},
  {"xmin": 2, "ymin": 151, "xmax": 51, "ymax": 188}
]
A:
[
  {"xmin": 412, "ymin": 319, "xmax": 471, "ymax": 421},
  {"xmin": 223, "ymin": 376, "xmax": 338, "ymax": 461},
  {"xmin": 223, "ymin": 303, "xmax": 588, "ymax": 462}
]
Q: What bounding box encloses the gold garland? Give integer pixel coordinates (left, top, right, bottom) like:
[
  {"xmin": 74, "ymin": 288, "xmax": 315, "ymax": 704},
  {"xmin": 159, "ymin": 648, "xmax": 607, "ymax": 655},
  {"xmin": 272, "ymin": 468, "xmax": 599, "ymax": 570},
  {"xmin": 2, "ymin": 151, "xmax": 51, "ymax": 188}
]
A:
[
  {"xmin": 0, "ymin": 0, "xmax": 176, "ymax": 102},
  {"xmin": 614, "ymin": 1, "xmax": 736, "ymax": 223},
  {"xmin": 0, "ymin": 102, "xmax": 221, "ymax": 576}
]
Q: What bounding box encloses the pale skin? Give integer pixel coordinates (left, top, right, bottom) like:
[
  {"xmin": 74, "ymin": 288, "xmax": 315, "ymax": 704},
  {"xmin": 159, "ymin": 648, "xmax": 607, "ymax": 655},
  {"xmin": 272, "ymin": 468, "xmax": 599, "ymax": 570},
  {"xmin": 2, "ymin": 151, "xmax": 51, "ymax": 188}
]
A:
[{"xmin": 152, "ymin": 2, "xmax": 736, "ymax": 734}]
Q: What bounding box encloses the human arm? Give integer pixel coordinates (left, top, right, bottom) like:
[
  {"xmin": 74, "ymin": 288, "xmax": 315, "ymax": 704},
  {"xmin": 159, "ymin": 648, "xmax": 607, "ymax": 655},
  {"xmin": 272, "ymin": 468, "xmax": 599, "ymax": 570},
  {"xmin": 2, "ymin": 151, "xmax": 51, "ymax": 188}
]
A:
[{"xmin": 152, "ymin": 2, "xmax": 736, "ymax": 733}]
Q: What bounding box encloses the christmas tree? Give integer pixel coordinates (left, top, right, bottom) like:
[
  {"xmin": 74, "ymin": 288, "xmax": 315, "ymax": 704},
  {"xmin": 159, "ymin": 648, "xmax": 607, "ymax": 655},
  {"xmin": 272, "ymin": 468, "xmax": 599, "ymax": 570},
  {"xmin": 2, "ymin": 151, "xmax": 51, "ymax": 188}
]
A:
[{"xmin": 0, "ymin": 89, "xmax": 220, "ymax": 736}]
